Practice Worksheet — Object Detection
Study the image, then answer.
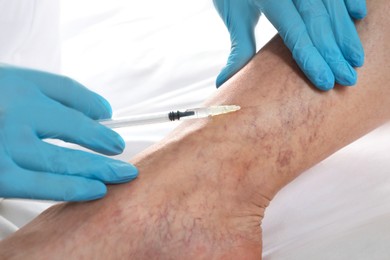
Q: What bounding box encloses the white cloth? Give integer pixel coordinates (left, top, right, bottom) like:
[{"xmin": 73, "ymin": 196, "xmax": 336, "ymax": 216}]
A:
[
  {"xmin": 1, "ymin": 1, "xmax": 390, "ymax": 259},
  {"xmin": 0, "ymin": 0, "xmax": 60, "ymax": 73},
  {"xmin": 262, "ymin": 123, "xmax": 390, "ymax": 260}
]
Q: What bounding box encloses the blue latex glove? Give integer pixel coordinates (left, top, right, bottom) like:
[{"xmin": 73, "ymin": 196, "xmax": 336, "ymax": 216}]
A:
[
  {"xmin": 0, "ymin": 64, "xmax": 138, "ymax": 201},
  {"xmin": 213, "ymin": 0, "xmax": 367, "ymax": 90}
]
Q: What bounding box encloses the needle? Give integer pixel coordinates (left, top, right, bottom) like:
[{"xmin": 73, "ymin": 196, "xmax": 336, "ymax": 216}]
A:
[{"xmin": 99, "ymin": 105, "xmax": 241, "ymax": 129}]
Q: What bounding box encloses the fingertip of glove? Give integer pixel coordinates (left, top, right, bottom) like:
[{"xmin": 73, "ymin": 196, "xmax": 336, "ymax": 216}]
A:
[
  {"xmin": 106, "ymin": 161, "xmax": 139, "ymax": 184},
  {"xmin": 348, "ymin": 52, "xmax": 365, "ymax": 68},
  {"xmin": 216, "ymin": 73, "xmax": 227, "ymax": 88},
  {"xmin": 85, "ymin": 124, "xmax": 126, "ymax": 156},
  {"xmin": 215, "ymin": 64, "xmax": 239, "ymax": 88},
  {"xmin": 316, "ymin": 83, "xmax": 334, "ymax": 92},
  {"xmin": 313, "ymin": 70, "xmax": 335, "ymax": 91},
  {"xmin": 68, "ymin": 181, "xmax": 107, "ymax": 201},
  {"xmin": 346, "ymin": 0, "xmax": 367, "ymax": 20},
  {"xmin": 107, "ymin": 133, "xmax": 126, "ymax": 155},
  {"xmin": 352, "ymin": 12, "xmax": 367, "ymax": 20},
  {"xmin": 337, "ymin": 63, "xmax": 358, "ymax": 86},
  {"xmin": 82, "ymin": 191, "xmax": 106, "ymax": 201},
  {"xmin": 84, "ymin": 181, "xmax": 107, "ymax": 201},
  {"xmin": 216, "ymin": 45, "xmax": 256, "ymax": 88},
  {"xmin": 350, "ymin": 8, "xmax": 367, "ymax": 20},
  {"xmin": 96, "ymin": 95, "xmax": 113, "ymax": 119}
]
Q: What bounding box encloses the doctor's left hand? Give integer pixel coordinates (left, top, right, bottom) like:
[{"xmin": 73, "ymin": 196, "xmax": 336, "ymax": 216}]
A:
[
  {"xmin": 213, "ymin": 0, "xmax": 367, "ymax": 91},
  {"xmin": 0, "ymin": 64, "xmax": 138, "ymax": 201}
]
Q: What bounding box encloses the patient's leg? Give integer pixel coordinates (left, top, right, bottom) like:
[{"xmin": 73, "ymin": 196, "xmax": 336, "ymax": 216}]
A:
[{"xmin": 1, "ymin": 0, "xmax": 389, "ymax": 259}]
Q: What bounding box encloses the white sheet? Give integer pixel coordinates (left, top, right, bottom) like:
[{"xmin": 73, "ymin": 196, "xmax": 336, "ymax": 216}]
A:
[
  {"xmin": 262, "ymin": 123, "xmax": 390, "ymax": 259},
  {"xmin": 1, "ymin": 0, "xmax": 390, "ymax": 259}
]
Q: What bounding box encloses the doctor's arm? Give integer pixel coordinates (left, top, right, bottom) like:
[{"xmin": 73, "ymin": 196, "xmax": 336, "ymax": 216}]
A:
[{"xmin": 0, "ymin": 0, "xmax": 389, "ymax": 258}]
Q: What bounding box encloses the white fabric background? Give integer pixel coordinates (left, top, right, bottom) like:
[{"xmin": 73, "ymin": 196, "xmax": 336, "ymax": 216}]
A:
[{"xmin": 1, "ymin": 0, "xmax": 390, "ymax": 259}]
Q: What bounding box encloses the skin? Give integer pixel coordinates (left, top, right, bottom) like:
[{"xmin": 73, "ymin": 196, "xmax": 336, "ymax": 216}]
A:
[{"xmin": 0, "ymin": 0, "xmax": 389, "ymax": 258}]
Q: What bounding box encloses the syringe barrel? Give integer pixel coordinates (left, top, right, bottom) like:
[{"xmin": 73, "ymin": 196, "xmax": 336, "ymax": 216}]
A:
[{"xmin": 100, "ymin": 112, "xmax": 170, "ymax": 128}]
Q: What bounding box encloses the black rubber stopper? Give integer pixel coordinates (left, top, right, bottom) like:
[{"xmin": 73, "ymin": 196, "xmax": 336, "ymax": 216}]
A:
[{"xmin": 168, "ymin": 111, "xmax": 195, "ymax": 121}]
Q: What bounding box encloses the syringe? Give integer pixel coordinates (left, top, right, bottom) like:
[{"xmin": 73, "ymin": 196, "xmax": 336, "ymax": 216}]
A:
[{"xmin": 99, "ymin": 105, "xmax": 240, "ymax": 129}]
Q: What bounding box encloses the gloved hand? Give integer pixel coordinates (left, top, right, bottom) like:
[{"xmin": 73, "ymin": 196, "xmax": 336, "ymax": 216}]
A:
[
  {"xmin": 0, "ymin": 64, "xmax": 138, "ymax": 201},
  {"xmin": 213, "ymin": 0, "xmax": 367, "ymax": 90}
]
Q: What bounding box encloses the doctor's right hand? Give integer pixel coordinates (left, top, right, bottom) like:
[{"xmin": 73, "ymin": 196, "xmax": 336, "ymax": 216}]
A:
[{"xmin": 0, "ymin": 64, "xmax": 138, "ymax": 201}]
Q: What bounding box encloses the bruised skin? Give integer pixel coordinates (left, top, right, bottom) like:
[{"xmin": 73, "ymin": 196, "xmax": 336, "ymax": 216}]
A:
[{"xmin": 1, "ymin": 0, "xmax": 389, "ymax": 259}]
